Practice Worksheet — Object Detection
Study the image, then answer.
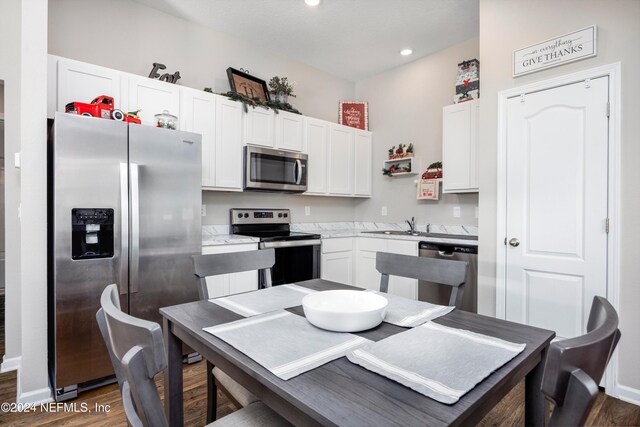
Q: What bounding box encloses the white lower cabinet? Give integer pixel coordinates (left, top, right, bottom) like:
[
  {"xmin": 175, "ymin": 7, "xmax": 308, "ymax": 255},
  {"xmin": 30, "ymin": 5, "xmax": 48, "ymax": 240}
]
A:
[
  {"xmin": 354, "ymin": 237, "xmax": 418, "ymax": 299},
  {"xmin": 202, "ymin": 243, "xmax": 259, "ymax": 298},
  {"xmin": 321, "ymin": 238, "xmax": 354, "ymax": 285}
]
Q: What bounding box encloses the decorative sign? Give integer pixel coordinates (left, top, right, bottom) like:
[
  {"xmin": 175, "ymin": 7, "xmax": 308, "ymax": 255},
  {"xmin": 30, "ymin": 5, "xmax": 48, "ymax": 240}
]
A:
[
  {"xmin": 339, "ymin": 101, "xmax": 368, "ymax": 130},
  {"xmin": 513, "ymin": 26, "xmax": 597, "ymax": 77},
  {"xmin": 148, "ymin": 63, "xmax": 181, "ymax": 84},
  {"xmin": 227, "ymin": 67, "xmax": 270, "ymax": 102}
]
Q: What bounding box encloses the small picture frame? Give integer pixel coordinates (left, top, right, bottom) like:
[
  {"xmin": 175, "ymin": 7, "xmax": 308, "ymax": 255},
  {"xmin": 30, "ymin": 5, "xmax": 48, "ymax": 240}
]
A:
[
  {"xmin": 226, "ymin": 67, "xmax": 270, "ymax": 102},
  {"xmin": 417, "ymin": 179, "xmax": 440, "ymax": 200},
  {"xmin": 339, "ymin": 101, "xmax": 368, "ymax": 130}
]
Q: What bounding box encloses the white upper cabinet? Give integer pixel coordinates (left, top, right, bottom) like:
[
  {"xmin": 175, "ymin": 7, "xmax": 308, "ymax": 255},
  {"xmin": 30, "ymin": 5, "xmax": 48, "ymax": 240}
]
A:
[
  {"xmin": 125, "ymin": 75, "xmax": 180, "ymax": 126},
  {"xmin": 180, "ymin": 88, "xmax": 216, "ymax": 188},
  {"xmin": 55, "ymin": 57, "xmax": 123, "ymax": 116},
  {"xmin": 215, "ymin": 96, "xmax": 244, "ymax": 190},
  {"xmin": 354, "ymin": 130, "xmax": 373, "ymax": 197},
  {"xmin": 275, "ymin": 111, "xmax": 304, "ymax": 152},
  {"xmin": 328, "ymin": 124, "xmax": 355, "ymax": 195},
  {"xmin": 304, "ymin": 117, "xmax": 329, "ymax": 195},
  {"xmin": 243, "ymin": 107, "xmax": 275, "ymax": 147},
  {"xmin": 442, "ymin": 100, "xmax": 479, "ymax": 193}
]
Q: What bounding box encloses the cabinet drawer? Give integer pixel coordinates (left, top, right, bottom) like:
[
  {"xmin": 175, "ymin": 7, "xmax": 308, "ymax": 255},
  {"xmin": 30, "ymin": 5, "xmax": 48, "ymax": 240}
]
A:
[
  {"xmin": 387, "ymin": 240, "xmax": 418, "ymax": 256},
  {"xmin": 322, "ymin": 238, "xmax": 353, "ymax": 253},
  {"xmin": 357, "ymin": 237, "xmax": 387, "ymax": 253},
  {"xmin": 202, "ymin": 243, "xmax": 259, "ymax": 255}
]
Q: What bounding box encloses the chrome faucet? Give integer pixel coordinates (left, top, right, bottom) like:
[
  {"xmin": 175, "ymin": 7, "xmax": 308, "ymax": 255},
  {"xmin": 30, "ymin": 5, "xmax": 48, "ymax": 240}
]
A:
[
  {"xmin": 426, "ymin": 223, "xmax": 431, "ymax": 233},
  {"xmin": 406, "ymin": 217, "xmax": 416, "ymax": 233}
]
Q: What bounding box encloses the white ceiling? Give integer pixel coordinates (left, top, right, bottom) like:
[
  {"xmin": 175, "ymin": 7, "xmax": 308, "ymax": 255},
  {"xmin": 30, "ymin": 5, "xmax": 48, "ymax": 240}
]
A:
[{"xmin": 132, "ymin": 0, "xmax": 479, "ymax": 81}]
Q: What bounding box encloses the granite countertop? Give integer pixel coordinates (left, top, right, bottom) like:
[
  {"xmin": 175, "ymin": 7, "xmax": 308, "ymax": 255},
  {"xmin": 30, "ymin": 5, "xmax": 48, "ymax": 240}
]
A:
[{"xmin": 202, "ymin": 222, "xmax": 478, "ymax": 247}]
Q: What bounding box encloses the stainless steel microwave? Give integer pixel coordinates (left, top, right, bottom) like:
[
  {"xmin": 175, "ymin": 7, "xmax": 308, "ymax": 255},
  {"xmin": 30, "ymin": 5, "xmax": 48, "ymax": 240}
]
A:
[{"xmin": 244, "ymin": 146, "xmax": 308, "ymax": 193}]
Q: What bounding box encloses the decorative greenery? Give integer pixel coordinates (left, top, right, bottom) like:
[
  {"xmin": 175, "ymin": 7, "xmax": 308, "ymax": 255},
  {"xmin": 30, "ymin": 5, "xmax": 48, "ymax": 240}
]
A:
[
  {"xmin": 396, "ymin": 144, "xmax": 405, "ymax": 154},
  {"xmin": 388, "ymin": 146, "xmax": 395, "ymax": 155},
  {"xmin": 406, "ymin": 143, "xmax": 414, "ymax": 153},
  {"xmin": 428, "ymin": 161, "xmax": 442, "ymax": 169},
  {"xmin": 268, "ymin": 76, "xmax": 296, "ymax": 97},
  {"xmin": 382, "ymin": 168, "xmax": 393, "ymax": 176},
  {"xmin": 203, "ymin": 88, "xmax": 302, "ymax": 115}
]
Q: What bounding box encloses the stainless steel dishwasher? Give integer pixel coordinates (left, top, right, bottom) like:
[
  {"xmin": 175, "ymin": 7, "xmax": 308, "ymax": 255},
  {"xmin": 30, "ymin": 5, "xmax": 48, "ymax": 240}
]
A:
[{"xmin": 418, "ymin": 241, "xmax": 478, "ymax": 312}]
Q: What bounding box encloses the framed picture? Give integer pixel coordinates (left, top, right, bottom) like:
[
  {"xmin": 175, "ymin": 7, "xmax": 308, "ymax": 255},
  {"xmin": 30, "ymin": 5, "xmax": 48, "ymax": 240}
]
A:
[
  {"xmin": 226, "ymin": 67, "xmax": 270, "ymax": 102},
  {"xmin": 339, "ymin": 101, "xmax": 368, "ymax": 130}
]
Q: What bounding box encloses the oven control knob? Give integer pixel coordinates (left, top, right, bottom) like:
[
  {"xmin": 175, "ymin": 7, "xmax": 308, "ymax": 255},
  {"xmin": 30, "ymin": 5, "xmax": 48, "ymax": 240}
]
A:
[
  {"xmin": 244, "ymin": 213, "xmax": 249, "ymax": 218},
  {"xmin": 278, "ymin": 213, "xmax": 283, "ymax": 218},
  {"xmin": 284, "ymin": 213, "xmax": 288, "ymax": 218},
  {"xmin": 237, "ymin": 213, "xmax": 242, "ymax": 218}
]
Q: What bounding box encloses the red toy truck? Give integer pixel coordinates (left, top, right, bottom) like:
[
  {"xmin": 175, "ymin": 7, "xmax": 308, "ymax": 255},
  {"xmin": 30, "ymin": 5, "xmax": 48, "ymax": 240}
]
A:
[{"xmin": 65, "ymin": 95, "xmax": 141, "ymax": 124}]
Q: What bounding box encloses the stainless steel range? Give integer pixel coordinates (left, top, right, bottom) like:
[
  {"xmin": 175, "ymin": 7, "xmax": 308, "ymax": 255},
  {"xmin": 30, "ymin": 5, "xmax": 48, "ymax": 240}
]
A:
[{"xmin": 230, "ymin": 209, "xmax": 321, "ymax": 286}]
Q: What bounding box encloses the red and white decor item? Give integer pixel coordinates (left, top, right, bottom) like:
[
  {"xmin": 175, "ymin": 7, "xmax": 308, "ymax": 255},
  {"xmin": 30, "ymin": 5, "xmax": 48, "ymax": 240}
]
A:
[
  {"xmin": 339, "ymin": 101, "xmax": 368, "ymax": 130},
  {"xmin": 454, "ymin": 59, "xmax": 479, "ymax": 103}
]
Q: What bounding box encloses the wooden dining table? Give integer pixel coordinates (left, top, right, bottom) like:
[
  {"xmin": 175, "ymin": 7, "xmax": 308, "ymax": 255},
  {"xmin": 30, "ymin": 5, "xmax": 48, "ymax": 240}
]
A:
[{"xmin": 160, "ymin": 279, "xmax": 555, "ymax": 426}]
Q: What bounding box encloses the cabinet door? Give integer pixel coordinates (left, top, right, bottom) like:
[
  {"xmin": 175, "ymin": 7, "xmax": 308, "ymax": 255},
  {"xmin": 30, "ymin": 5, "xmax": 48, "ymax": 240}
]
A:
[
  {"xmin": 202, "ymin": 244, "xmax": 259, "ymax": 297},
  {"xmin": 275, "ymin": 111, "xmax": 304, "ymax": 152},
  {"xmin": 321, "ymin": 252, "xmax": 353, "ymax": 285},
  {"xmin": 328, "ymin": 125, "xmax": 354, "ymax": 195},
  {"xmin": 215, "ymin": 97, "xmax": 244, "ymax": 190},
  {"xmin": 127, "ymin": 75, "xmax": 180, "ymax": 126},
  {"xmin": 386, "ymin": 240, "xmax": 419, "ymax": 299},
  {"xmin": 57, "ymin": 57, "xmax": 122, "ymax": 114},
  {"xmin": 304, "ymin": 118, "xmax": 329, "ymax": 194},
  {"xmin": 356, "ymin": 250, "xmax": 381, "ymax": 291},
  {"xmin": 180, "ymin": 88, "xmax": 216, "ymax": 188},
  {"xmin": 442, "ymin": 100, "xmax": 479, "ymax": 193},
  {"xmin": 243, "ymin": 107, "xmax": 275, "ymax": 147},
  {"xmin": 354, "ymin": 130, "xmax": 373, "ymax": 196}
]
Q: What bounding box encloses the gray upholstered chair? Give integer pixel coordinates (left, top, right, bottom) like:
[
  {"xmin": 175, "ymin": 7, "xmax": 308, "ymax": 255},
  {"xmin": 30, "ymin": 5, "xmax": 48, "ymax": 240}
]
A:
[
  {"xmin": 192, "ymin": 249, "xmax": 275, "ymax": 422},
  {"xmin": 98, "ymin": 284, "xmax": 290, "ymax": 427},
  {"xmin": 375, "ymin": 251, "xmax": 468, "ymax": 307},
  {"xmin": 542, "ymin": 296, "xmax": 621, "ymax": 426}
]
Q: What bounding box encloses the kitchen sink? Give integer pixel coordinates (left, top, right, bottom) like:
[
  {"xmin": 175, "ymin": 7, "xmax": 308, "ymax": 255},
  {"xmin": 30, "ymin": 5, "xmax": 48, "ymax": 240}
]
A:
[{"xmin": 361, "ymin": 230, "xmax": 478, "ymax": 240}]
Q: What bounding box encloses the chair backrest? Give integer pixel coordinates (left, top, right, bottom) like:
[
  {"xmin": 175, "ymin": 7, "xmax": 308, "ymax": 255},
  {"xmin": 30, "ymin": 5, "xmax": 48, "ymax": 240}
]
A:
[
  {"xmin": 100, "ymin": 284, "xmax": 168, "ymax": 427},
  {"xmin": 542, "ymin": 296, "xmax": 621, "ymax": 426},
  {"xmin": 192, "ymin": 249, "xmax": 276, "ymax": 300},
  {"xmin": 96, "ymin": 304, "xmax": 125, "ymax": 392},
  {"xmin": 376, "ymin": 252, "xmax": 468, "ymax": 307}
]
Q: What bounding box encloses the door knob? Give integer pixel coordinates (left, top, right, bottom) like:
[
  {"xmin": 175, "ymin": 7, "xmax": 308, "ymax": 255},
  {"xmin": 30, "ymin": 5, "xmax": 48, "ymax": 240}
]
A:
[{"xmin": 509, "ymin": 238, "xmax": 520, "ymax": 247}]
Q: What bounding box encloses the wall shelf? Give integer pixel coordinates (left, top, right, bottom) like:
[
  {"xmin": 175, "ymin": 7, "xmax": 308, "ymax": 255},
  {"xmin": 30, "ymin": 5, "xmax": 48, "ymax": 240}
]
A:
[{"xmin": 382, "ymin": 156, "xmax": 417, "ymax": 176}]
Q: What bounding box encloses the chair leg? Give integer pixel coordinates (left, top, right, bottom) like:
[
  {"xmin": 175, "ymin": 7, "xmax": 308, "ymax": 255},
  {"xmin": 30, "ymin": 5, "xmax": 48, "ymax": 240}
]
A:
[{"xmin": 206, "ymin": 360, "xmax": 217, "ymax": 423}]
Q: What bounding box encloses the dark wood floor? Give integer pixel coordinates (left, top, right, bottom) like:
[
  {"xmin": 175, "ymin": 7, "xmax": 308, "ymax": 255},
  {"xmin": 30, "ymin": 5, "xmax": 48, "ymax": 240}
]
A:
[{"xmin": 0, "ymin": 294, "xmax": 638, "ymax": 426}]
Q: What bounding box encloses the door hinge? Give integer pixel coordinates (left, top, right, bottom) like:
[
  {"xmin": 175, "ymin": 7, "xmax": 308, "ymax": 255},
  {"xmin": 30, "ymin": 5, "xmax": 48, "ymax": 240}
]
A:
[
  {"xmin": 606, "ymin": 101, "xmax": 610, "ymax": 118},
  {"xmin": 605, "ymin": 218, "xmax": 610, "ymax": 234},
  {"xmin": 504, "ymin": 237, "xmax": 507, "ymax": 245}
]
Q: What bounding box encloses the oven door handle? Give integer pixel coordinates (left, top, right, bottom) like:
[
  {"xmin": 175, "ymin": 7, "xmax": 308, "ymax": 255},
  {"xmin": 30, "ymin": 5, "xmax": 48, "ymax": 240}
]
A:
[{"xmin": 261, "ymin": 239, "xmax": 322, "ymax": 249}]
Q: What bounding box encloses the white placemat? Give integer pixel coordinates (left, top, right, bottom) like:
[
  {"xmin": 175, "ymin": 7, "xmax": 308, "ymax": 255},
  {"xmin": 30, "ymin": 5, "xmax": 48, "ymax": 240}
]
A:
[
  {"xmin": 369, "ymin": 291, "xmax": 455, "ymax": 327},
  {"xmin": 347, "ymin": 322, "xmax": 526, "ymax": 404},
  {"xmin": 204, "ymin": 310, "xmax": 371, "ymax": 380},
  {"xmin": 209, "ymin": 284, "xmax": 316, "ymax": 317}
]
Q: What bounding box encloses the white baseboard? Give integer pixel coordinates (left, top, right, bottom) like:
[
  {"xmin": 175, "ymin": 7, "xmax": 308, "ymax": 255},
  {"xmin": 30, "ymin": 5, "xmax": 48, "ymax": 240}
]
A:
[
  {"xmin": 17, "ymin": 386, "xmax": 52, "ymax": 405},
  {"xmin": 615, "ymin": 384, "xmax": 640, "ymax": 407},
  {"xmin": 0, "ymin": 355, "xmax": 21, "ymax": 373}
]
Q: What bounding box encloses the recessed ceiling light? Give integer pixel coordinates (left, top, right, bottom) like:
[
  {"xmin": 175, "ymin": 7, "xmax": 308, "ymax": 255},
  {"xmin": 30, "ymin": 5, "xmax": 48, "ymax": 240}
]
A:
[
  {"xmin": 400, "ymin": 49, "xmax": 413, "ymax": 56},
  {"xmin": 305, "ymin": 0, "xmax": 320, "ymax": 6}
]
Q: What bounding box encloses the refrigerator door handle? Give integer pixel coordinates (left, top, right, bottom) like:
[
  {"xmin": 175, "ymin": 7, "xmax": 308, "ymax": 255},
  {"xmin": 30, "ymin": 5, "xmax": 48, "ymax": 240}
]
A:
[
  {"xmin": 130, "ymin": 163, "xmax": 140, "ymax": 294},
  {"xmin": 119, "ymin": 162, "xmax": 129, "ymax": 295}
]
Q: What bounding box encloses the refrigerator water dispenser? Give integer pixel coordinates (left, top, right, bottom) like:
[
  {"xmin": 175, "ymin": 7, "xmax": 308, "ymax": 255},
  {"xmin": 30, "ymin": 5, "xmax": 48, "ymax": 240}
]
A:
[{"xmin": 71, "ymin": 208, "xmax": 114, "ymax": 260}]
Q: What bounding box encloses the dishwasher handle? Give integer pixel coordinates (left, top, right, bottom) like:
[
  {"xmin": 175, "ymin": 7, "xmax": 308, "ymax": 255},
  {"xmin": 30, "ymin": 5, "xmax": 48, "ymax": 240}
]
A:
[{"xmin": 437, "ymin": 251, "xmax": 455, "ymax": 257}]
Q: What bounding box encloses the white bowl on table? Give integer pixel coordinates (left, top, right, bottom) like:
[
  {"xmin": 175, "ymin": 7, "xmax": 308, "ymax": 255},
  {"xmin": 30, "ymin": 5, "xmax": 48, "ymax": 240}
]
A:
[{"xmin": 302, "ymin": 290, "xmax": 388, "ymax": 332}]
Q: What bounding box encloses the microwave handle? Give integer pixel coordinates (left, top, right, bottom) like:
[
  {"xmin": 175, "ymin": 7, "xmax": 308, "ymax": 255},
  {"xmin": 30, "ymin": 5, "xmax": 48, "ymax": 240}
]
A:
[{"xmin": 295, "ymin": 159, "xmax": 302, "ymax": 185}]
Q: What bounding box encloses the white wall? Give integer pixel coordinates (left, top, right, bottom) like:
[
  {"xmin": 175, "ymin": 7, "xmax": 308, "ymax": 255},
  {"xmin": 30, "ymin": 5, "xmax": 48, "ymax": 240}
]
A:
[
  {"xmin": 355, "ymin": 38, "xmax": 479, "ymax": 226},
  {"xmin": 48, "ymin": 0, "xmax": 359, "ymax": 225},
  {"xmin": 479, "ymin": 0, "xmax": 640, "ymax": 399},
  {"xmin": 0, "ymin": 0, "xmax": 50, "ymax": 404}
]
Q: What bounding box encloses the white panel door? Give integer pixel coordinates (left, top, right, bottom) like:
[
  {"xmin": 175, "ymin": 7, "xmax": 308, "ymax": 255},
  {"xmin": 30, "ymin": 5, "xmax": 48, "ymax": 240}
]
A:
[
  {"xmin": 387, "ymin": 240, "xmax": 418, "ymax": 300},
  {"xmin": 244, "ymin": 107, "xmax": 275, "ymax": 147},
  {"xmin": 304, "ymin": 118, "xmax": 329, "ymax": 194},
  {"xmin": 180, "ymin": 88, "xmax": 216, "ymax": 188},
  {"xmin": 57, "ymin": 58, "xmax": 122, "ymax": 113},
  {"xmin": 321, "ymin": 252, "xmax": 353, "ymax": 285},
  {"xmin": 328, "ymin": 125, "xmax": 354, "ymax": 195},
  {"xmin": 275, "ymin": 111, "xmax": 304, "ymax": 152},
  {"xmin": 354, "ymin": 130, "xmax": 373, "ymax": 196},
  {"xmin": 215, "ymin": 97, "xmax": 243, "ymax": 190},
  {"xmin": 127, "ymin": 75, "xmax": 180, "ymax": 126},
  {"xmin": 505, "ymin": 77, "xmax": 609, "ymax": 339}
]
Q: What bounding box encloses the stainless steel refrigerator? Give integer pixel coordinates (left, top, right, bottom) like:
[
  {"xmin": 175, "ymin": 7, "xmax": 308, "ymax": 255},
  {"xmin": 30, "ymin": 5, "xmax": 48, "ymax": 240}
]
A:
[{"xmin": 48, "ymin": 112, "xmax": 202, "ymax": 400}]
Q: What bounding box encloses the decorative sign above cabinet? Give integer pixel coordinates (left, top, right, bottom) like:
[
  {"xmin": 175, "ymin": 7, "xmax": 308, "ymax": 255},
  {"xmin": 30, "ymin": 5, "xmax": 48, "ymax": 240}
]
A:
[
  {"xmin": 339, "ymin": 101, "xmax": 368, "ymax": 130},
  {"xmin": 148, "ymin": 63, "xmax": 181, "ymax": 83},
  {"xmin": 513, "ymin": 26, "xmax": 597, "ymax": 77}
]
